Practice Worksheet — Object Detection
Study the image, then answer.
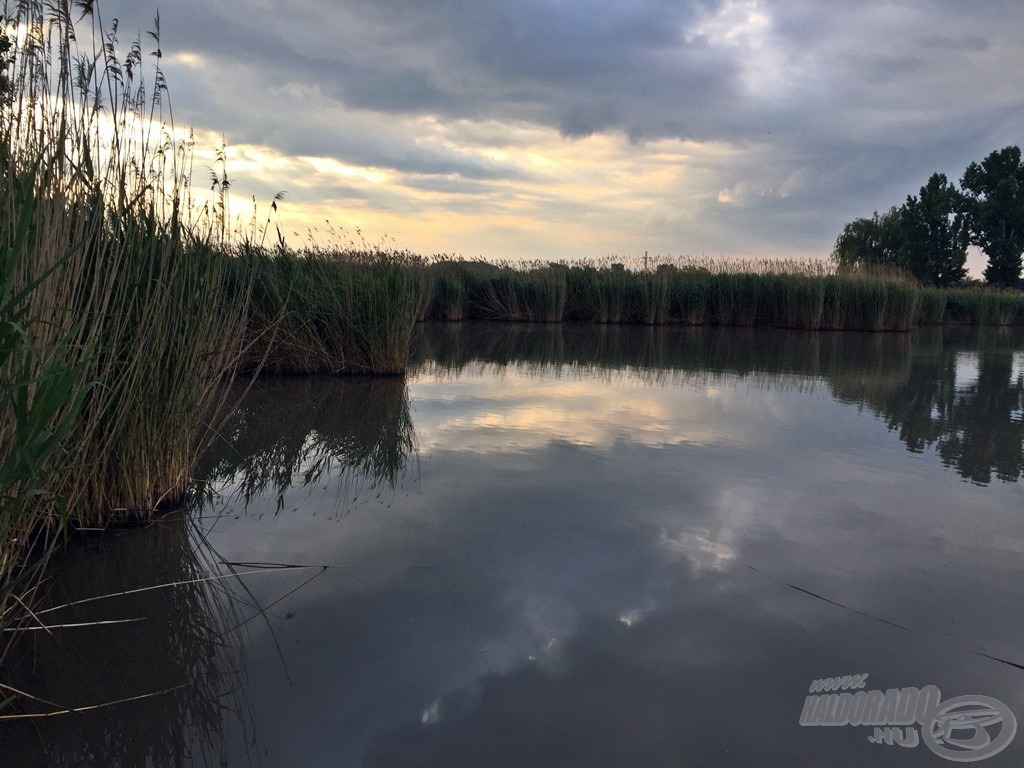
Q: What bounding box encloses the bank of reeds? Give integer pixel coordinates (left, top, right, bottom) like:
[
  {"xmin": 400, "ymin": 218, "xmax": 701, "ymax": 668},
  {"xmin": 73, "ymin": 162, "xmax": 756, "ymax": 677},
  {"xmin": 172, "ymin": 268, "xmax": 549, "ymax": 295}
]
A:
[
  {"xmin": 0, "ymin": 0, "xmax": 433, "ymax": 644},
  {"xmin": 419, "ymin": 260, "xmax": 566, "ymax": 323},
  {"xmin": 232, "ymin": 246, "xmax": 428, "ymax": 375},
  {"xmin": 418, "ymin": 258, "xmax": 1024, "ymax": 330},
  {"xmin": 943, "ymin": 288, "xmax": 1024, "ymax": 326},
  {"xmin": 0, "ymin": 1, "xmax": 251, "ymax": 637}
]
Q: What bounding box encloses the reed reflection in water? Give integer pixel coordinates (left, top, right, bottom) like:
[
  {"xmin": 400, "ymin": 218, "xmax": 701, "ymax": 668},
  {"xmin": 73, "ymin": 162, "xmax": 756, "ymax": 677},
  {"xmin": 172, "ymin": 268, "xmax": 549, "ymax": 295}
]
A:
[
  {"xmin": 1, "ymin": 513, "xmax": 253, "ymax": 767},
  {"xmin": 413, "ymin": 322, "xmax": 1024, "ymax": 486},
  {"xmin": 198, "ymin": 375, "xmax": 418, "ymax": 515},
  {"xmin": 3, "ymin": 324, "xmax": 1023, "ymax": 767},
  {"xmin": 1, "ymin": 375, "xmax": 421, "ymax": 765}
]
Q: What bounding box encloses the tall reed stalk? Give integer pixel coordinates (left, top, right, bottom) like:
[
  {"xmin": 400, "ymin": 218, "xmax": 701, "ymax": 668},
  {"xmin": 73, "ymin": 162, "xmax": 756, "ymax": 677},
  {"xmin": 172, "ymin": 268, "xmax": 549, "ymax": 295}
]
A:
[{"xmin": 0, "ymin": 0, "xmax": 248, "ymax": 631}]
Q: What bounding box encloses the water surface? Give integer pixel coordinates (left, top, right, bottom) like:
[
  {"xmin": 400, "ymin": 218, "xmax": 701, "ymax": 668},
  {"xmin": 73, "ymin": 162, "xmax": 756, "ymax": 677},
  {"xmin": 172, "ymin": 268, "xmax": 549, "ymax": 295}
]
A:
[{"xmin": 4, "ymin": 324, "xmax": 1024, "ymax": 767}]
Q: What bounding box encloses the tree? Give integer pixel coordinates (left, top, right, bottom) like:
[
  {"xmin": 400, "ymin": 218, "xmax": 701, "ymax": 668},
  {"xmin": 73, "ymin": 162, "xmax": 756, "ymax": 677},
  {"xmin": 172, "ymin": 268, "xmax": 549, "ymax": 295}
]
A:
[
  {"xmin": 960, "ymin": 146, "xmax": 1024, "ymax": 287},
  {"xmin": 831, "ymin": 207, "xmax": 904, "ymax": 270},
  {"xmin": 897, "ymin": 173, "xmax": 968, "ymax": 287}
]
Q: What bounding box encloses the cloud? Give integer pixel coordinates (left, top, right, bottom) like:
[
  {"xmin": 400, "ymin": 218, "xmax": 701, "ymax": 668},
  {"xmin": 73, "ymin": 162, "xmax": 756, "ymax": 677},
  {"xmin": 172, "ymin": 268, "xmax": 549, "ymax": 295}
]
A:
[{"xmin": 90, "ymin": 0, "xmax": 1024, "ymax": 264}]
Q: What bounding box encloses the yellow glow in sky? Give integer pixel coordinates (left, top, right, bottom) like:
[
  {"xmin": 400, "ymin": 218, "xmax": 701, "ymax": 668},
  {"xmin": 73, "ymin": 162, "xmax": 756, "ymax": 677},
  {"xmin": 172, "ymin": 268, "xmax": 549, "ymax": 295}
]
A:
[{"xmin": 200, "ymin": 122, "xmax": 793, "ymax": 263}]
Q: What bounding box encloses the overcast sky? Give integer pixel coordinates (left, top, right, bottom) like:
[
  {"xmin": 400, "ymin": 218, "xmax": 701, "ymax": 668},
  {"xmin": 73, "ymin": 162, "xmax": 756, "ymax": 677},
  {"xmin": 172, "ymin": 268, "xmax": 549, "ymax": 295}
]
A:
[{"xmin": 92, "ymin": 0, "xmax": 1023, "ymax": 269}]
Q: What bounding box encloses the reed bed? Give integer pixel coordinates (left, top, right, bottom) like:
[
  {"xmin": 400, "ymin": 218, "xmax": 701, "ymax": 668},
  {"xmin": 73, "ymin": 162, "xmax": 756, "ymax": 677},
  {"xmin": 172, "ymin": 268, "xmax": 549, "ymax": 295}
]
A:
[
  {"xmin": 944, "ymin": 289, "xmax": 1024, "ymax": 326},
  {"xmin": 417, "ymin": 259, "xmax": 561, "ymax": 322},
  {"xmin": 0, "ymin": 0, "xmax": 432, "ymax": 652},
  {"xmin": 422, "ymin": 256, "xmax": 468, "ymax": 321},
  {"xmin": 0, "ymin": 0, "xmax": 252, "ymax": 640},
  {"xmin": 916, "ymin": 288, "xmax": 948, "ymax": 325},
  {"xmin": 232, "ymin": 246, "xmax": 428, "ymax": 375},
  {"xmin": 419, "ymin": 257, "xmax": 1024, "ymax": 330}
]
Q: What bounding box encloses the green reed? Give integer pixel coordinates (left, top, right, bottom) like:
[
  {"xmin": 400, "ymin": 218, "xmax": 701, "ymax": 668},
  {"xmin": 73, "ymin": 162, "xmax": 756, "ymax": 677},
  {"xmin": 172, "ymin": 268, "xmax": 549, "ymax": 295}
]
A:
[
  {"xmin": 944, "ymin": 288, "xmax": 1024, "ymax": 326},
  {"xmin": 420, "ymin": 258, "xmax": 1024, "ymax": 331},
  {"xmin": 0, "ymin": 0, "xmax": 248, "ymax": 632},
  {"xmin": 235, "ymin": 246, "xmax": 429, "ymax": 375}
]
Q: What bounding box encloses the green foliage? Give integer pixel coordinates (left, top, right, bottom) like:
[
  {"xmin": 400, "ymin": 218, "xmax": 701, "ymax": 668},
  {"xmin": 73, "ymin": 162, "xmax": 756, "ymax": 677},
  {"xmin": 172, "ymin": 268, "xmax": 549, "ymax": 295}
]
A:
[
  {"xmin": 822, "ymin": 274, "xmax": 919, "ymax": 331},
  {"xmin": 831, "ymin": 207, "xmax": 904, "ymax": 271},
  {"xmin": 943, "ymin": 288, "xmax": 1024, "ymax": 326},
  {"xmin": 423, "ymin": 258, "xmax": 467, "ymax": 321},
  {"xmin": 562, "ymin": 263, "xmax": 673, "ymax": 324},
  {"xmin": 418, "ymin": 259, "xmax": 939, "ymax": 331},
  {"xmin": 916, "ymin": 288, "xmax": 948, "ymax": 325},
  {"xmin": 898, "ymin": 173, "xmax": 969, "ymax": 286},
  {"xmin": 0, "ymin": 185, "xmax": 88, "ymax": 630},
  {"xmin": 835, "ymin": 145, "xmax": 1024, "ymax": 288},
  {"xmin": 416, "ymin": 258, "xmax": 1024, "ymax": 331},
  {"xmin": 0, "ymin": 0, "xmax": 253, "ymax": 646},
  {"xmin": 961, "ymin": 146, "xmax": 1024, "ymax": 287},
  {"xmin": 468, "ymin": 262, "xmax": 567, "ymax": 323},
  {"xmin": 235, "ymin": 247, "xmax": 428, "ymax": 375}
]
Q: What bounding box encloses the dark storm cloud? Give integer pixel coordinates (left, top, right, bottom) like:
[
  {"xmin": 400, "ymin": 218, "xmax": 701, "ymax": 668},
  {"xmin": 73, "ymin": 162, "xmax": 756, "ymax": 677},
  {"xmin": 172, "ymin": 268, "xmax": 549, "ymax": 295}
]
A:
[
  {"xmin": 98, "ymin": 0, "xmax": 1024, "ymax": 143},
  {"xmin": 285, "ymin": 0, "xmax": 738, "ymax": 140},
  {"xmin": 99, "ymin": 0, "xmax": 740, "ymax": 142}
]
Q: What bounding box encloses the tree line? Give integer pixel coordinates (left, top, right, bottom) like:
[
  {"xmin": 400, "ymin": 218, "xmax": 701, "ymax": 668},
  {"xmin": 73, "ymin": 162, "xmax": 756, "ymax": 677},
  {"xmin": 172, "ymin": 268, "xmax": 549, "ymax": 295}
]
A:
[{"xmin": 832, "ymin": 146, "xmax": 1024, "ymax": 288}]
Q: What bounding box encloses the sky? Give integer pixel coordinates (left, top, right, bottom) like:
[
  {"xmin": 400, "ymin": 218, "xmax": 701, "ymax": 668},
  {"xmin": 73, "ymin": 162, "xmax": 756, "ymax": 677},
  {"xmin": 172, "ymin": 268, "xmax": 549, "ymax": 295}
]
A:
[{"xmin": 90, "ymin": 0, "xmax": 1023, "ymax": 271}]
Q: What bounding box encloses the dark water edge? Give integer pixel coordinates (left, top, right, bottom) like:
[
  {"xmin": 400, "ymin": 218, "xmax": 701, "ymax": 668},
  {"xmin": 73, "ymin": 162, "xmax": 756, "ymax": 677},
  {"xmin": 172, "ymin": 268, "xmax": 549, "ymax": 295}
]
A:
[{"xmin": 2, "ymin": 324, "xmax": 1023, "ymax": 767}]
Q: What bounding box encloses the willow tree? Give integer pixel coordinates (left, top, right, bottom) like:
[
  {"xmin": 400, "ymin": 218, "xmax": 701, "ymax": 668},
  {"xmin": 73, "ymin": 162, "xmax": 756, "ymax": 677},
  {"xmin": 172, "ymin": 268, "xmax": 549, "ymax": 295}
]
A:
[{"xmin": 831, "ymin": 207, "xmax": 904, "ymax": 271}]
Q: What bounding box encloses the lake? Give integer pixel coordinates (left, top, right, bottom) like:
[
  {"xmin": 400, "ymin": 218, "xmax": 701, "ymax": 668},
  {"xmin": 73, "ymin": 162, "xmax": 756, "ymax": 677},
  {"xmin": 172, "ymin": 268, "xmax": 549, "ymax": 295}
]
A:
[{"xmin": 4, "ymin": 323, "xmax": 1024, "ymax": 767}]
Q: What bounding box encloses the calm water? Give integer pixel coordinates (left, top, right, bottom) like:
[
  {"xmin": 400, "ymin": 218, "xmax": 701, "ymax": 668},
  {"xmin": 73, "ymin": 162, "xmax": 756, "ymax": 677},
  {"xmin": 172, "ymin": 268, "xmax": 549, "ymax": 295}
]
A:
[{"xmin": 4, "ymin": 324, "xmax": 1024, "ymax": 767}]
